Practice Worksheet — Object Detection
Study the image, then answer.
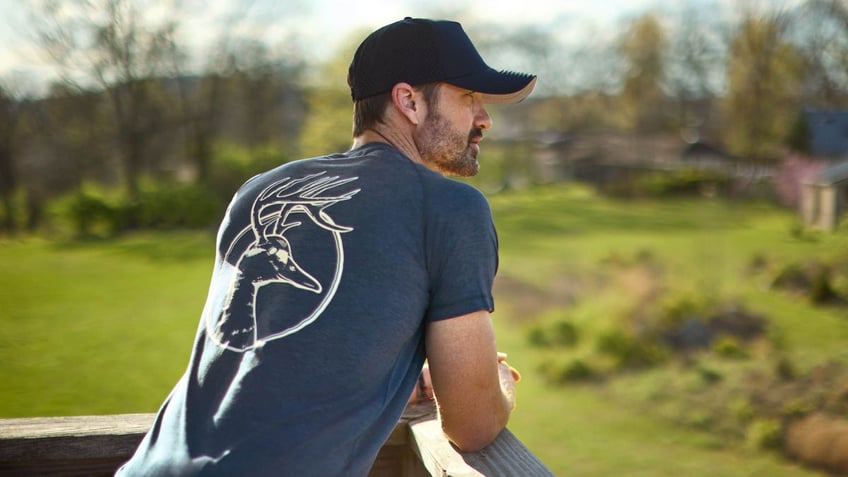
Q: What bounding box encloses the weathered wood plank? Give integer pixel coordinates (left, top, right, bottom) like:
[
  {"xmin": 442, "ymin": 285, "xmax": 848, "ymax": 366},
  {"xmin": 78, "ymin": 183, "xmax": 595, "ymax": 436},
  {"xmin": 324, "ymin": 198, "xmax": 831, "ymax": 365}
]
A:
[
  {"xmin": 456, "ymin": 428, "xmax": 555, "ymax": 477},
  {"xmin": 0, "ymin": 403, "xmax": 554, "ymax": 476},
  {"xmin": 407, "ymin": 402, "xmax": 555, "ymax": 477},
  {"xmin": 0, "ymin": 414, "xmax": 153, "ymax": 440},
  {"xmin": 410, "ymin": 418, "xmax": 485, "ymax": 477},
  {"xmin": 0, "ymin": 414, "xmax": 151, "ymax": 475},
  {"xmin": 0, "ymin": 412, "xmax": 419, "ymax": 476},
  {"xmin": 0, "ymin": 414, "xmax": 152, "ymax": 461}
]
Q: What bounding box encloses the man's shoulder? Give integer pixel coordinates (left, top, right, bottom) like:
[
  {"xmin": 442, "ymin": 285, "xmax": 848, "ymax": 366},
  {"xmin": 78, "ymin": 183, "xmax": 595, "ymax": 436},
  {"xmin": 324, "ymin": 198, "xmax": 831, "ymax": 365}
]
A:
[{"xmin": 422, "ymin": 173, "xmax": 488, "ymax": 205}]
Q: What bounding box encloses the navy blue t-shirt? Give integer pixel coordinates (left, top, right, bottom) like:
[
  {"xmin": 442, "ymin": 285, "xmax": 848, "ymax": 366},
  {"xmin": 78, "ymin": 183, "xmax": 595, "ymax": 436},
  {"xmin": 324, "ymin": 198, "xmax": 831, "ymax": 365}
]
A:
[{"xmin": 116, "ymin": 142, "xmax": 498, "ymax": 476}]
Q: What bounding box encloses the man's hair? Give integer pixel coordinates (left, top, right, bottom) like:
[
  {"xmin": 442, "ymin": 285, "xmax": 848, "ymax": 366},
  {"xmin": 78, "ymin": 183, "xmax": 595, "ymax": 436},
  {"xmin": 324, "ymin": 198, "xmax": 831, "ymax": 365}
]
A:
[{"xmin": 352, "ymin": 83, "xmax": 441, "ymax": 137}]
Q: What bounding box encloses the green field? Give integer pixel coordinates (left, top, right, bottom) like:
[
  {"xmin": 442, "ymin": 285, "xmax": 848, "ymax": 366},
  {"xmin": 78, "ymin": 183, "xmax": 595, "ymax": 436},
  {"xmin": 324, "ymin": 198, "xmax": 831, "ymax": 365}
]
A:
[{"xmin": 1, "ymin": 184, "xmax": 845, "ymax": 476}]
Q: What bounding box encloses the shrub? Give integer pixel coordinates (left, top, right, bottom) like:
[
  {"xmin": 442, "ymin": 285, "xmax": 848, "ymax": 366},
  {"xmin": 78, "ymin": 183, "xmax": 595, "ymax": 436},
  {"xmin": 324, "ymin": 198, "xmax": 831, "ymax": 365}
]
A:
[
  {"xmin": 559, "ymin": 359, "xmax": 595, "ymax": 382},
  {"xmin": 207, "ymin": 142, "xmax": 291, "ymax": 202},
  {"xmin": 746, "ymin": 418, "xmax": 783, "ymax": 451},
  {"xmin": 712, "ymin": 335, "xmax": 749, "ymax": 360},
  {"xmin": 729, "ymin": 397, "xmax": 755, "ymax": 423},
  {"xmin": 628, "ymin": 168, "xmax": 732, "ymax": 198},
  {"xmin": 48, "ymin": 180, "xmax": 226, "ymax": 238},
  {"xmin": 49, "ymin": 183, "xmax": 125, "ymax": 238},
  {"xmin": 809, "ymin": 267, "xmax": 838, "ymax": 304},
  {"xmin": 697, "ymin": 365, "xmax": 723, "ymax": 384},
  {"xmin": 596, "ymin": 330, "xmax": 669, "ymax": 370},
  {"xmin": 775, "ymin": 356, "xmax": 797, "ymax": 381},
  {"xmin": 537, "ymin": 358, "xmax": 597, "ymax": 384},
  {"xmin": 527, "ymin": 320, "xmax": 579, "ymax": 348},
  {"xmin": 133, "ymin": 181, "xmax": 223, "ymax": 229},
  {"xmin": 772, "ymin": 261, "xmax": 840, "ymax": 304},
  {"xmin": 655, "ymin": 292, "xmax": 713, "ymax": 331},
  {"xmin": 527, "ymin": 325, "xmax": 549, "ymax": 348},
  {"xmin": 782, "ymin": 398, "xmax": 814, "ymax": 418}
]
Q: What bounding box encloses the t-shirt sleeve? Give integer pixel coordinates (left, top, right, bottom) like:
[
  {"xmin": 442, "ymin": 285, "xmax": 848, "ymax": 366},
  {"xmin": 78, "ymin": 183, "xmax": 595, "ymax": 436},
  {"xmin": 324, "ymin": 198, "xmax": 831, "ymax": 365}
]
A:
[{"xmin": 424, "ymin": 181, "xmax": 498, "ymax": 322}]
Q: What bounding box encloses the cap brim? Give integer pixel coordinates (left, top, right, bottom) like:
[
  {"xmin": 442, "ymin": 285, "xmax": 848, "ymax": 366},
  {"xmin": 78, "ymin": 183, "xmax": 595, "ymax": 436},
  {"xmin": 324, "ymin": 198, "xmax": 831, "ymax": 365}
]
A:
[{"xmin": 448, "ymin": 69, "xmax": 537, "ymax": 104}]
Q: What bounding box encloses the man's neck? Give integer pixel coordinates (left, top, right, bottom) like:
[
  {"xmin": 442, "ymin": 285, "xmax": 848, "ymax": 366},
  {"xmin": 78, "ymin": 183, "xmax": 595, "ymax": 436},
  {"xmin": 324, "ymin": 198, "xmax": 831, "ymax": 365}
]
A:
[{"xmin": 352, "ymin": 127, "xmax": 425, "ymax": 167}]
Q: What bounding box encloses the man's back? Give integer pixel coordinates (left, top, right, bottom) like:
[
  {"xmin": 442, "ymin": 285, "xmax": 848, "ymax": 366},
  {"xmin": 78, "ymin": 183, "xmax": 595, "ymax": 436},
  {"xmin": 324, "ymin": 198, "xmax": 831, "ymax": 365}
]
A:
[{"xmin": 116, "ymin": 142, "xmax": 498, "ymax": 476}]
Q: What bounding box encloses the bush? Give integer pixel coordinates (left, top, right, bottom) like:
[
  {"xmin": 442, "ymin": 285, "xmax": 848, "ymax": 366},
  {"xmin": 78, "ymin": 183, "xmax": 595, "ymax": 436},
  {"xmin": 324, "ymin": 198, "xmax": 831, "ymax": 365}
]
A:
[
  {"xmin": 775, "ymin": 356, "xmax": 797, "ymax": 381},
  {"xmin": 772, "ymin": 261, "xmax": 840, "ymax": 304},
  {"xmin": 539, "ymin": 358, "xmax": 596, "ymax": 384},
  {"xmin": 624, "ymin": 169, "xmax": 733, "ymax": 198},
  {"xmin": 527, "ymin": 320, "xmax": 579, "ymax": 348},
  {"xmin": 729, "ymin": 397, "xmax": 755, "ymax": 424},
  {"xmin": 133, "ymin": 181, "xmax": 224, "ymax": 229},
  {"xmin": 697, "ymin": 365, "xmax": 723, "ymax": 384},
  {"xmin": 809, "ymin": 267, "xmax": 838, "ymax": 304},
  {"xmin": 0, "ymin": 188, "xmax": 28, "ymax": 234},
  {"xmin": 596, "ymin": 330, "xmax": 669, "ymax": 370},
  {"xmin": 207, "ymin": 142, "xmax": 291, "ymax": 202},
  {"xmin": 655, "ymin": 293, "xmax": 714, "ymax": 330},
  {"xmin": 560, "ymin": 359, "xmax": 595, "ymax": 382},
  {"xmin": 746, "ymin": 418, "xmax": 783, "ymax": 451},
  {"xmin": 48, "ymin": 183, "xmax": 126, "ymax": 238},
  {"xmin": 48, "ymin": 180, "xmax": 226, "ymax": 238},
  {"xmin": 712, "ymin": 335, "xmax": 749, "ymax": 360}
]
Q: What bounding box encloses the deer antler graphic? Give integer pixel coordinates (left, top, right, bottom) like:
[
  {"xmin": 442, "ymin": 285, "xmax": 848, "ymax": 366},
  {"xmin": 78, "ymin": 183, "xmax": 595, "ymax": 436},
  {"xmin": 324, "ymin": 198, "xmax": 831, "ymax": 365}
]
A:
[
  {"xmin": 213, "ymin": 171, "xmax": 360, "ymax": 350},
  {"xmin": 251, "ymin": 172, "xmax": 360, "ymax": 240}
]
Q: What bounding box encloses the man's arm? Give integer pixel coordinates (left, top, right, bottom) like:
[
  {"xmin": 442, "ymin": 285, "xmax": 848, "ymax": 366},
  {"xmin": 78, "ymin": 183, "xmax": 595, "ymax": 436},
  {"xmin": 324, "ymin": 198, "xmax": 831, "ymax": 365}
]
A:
[{"xmin": 424, "ymin": 309, "xmax": 518, "ymax": 452}]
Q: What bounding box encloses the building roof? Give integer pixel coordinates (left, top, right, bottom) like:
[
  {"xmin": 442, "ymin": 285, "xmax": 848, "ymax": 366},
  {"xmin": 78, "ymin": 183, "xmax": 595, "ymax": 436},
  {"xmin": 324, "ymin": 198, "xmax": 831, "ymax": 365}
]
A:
[
  {"xmin": 805, "ymin": 110, "xmax": 848, "ymax": 157},
  {"xmin": 811, "ymin": 159, "xmax": 848, "ymax": 186},
  {"xmin": 681, "ymin": 140, "xmax": 735, "ymax": 161}
]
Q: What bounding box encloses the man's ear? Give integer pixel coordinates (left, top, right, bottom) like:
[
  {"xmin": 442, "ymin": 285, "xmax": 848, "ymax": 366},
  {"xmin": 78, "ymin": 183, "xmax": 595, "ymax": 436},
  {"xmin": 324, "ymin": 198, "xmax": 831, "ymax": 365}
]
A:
[{"xmin": 391, "ymin": 82, "xmax": 421, "ymax": 126}]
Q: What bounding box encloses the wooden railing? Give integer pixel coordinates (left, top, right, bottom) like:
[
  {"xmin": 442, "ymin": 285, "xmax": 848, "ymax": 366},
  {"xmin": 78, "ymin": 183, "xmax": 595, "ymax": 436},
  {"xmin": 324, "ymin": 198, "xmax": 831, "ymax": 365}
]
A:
[{"xmin": 0, "ymin": 401, "xmax": 554, "ymax": 476}]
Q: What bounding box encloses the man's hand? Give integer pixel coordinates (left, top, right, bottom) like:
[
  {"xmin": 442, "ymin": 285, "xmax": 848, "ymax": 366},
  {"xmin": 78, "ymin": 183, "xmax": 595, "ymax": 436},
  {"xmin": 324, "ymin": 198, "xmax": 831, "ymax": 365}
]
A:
[
  {"xmin": 409, "ymin": 354, "xmax": 520, "ymax": 406},
  {"xmin": 408, "ymin": 363, "xmax": 435, "ymax": 404},
  {"xmin": 425, "ymin": 310, "xmax": 518, "ymax": 451},
  {"xmin": 498, "ymin": 352, "xmax": 521, "ymax": 382},
  {"xmin": 497, "ymin": 353, "xmax": 520, "ymax": 410}
]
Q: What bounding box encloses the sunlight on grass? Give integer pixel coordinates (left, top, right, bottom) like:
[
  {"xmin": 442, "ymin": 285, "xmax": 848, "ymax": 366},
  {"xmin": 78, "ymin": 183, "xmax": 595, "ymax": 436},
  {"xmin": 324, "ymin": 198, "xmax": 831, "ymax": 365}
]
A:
[
  {"xmin": 0, "ymin": 232, "xmax": 215, "ymax": 416},
  {"xmin": 1, "ymin": 185, "xmax": 844, "ymax": 476}
]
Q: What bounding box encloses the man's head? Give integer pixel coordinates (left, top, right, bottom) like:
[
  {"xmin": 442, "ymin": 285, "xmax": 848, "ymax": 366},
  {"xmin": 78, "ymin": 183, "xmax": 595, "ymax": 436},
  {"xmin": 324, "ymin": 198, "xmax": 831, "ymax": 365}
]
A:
[
  {"xmin": 348, "ymin": 17, "xmax": 536, "ymax": 104},
  {"xmin": 348, "ymin": 18, "xmax": 536, "ymax": 176}
]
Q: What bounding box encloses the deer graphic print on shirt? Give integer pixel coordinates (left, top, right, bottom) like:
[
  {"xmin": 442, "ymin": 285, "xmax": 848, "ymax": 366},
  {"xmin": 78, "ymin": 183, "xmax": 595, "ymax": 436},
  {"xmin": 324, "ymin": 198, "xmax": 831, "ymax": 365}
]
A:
[{"xmin": 209, "ymin": 171, "xmax": 360, "ymax": 352}]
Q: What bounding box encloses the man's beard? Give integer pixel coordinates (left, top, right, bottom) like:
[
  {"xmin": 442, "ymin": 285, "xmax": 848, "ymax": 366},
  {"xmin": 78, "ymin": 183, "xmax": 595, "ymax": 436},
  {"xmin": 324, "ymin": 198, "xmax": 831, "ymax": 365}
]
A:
[{"xmin": 416, "ymin": 110, "xmax": 482, "ymax": 177}]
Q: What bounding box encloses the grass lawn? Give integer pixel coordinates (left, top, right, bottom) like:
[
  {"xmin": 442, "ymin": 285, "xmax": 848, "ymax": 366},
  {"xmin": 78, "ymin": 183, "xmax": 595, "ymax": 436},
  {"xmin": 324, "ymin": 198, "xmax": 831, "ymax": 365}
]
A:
[
  {"xmin": 0, "ymin": 231, "xmax": 214, "ymax": 416},
  {"xmin": 489, "ymin": 185, "xmax": 845, "ymax": 476},
  {"xmin": 1, "ymin": 184, "xmax": 844, "ymax": 476}
]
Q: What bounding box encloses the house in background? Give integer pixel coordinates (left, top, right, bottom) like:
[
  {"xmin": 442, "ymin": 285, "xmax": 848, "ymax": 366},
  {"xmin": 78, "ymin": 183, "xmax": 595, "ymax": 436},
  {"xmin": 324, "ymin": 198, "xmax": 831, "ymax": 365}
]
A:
[
  {"xmin": 799, "ymin": 110, "xmax": 848, "ymax": 231},
  {"xmin": 801, "ymin": 160, "xmax": 848, "ymax": 230},
  {"xmin": 681, "ymin": 140, "xmax": 737, "ymax": 171}
]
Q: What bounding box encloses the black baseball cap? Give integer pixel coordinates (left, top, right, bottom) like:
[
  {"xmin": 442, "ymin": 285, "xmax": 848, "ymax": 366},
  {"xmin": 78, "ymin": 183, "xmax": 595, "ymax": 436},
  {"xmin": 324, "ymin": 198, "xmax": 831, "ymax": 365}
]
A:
[{"xmin": 348, "ymin": 17, "xmax": 537, "ymax": 104}]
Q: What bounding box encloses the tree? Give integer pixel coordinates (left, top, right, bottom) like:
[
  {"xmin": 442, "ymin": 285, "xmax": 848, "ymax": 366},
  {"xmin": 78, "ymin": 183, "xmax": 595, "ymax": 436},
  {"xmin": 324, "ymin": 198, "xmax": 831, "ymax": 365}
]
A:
[
  {"xmin": 38, "ymin": 83, "xmax": 113, "ymax": 189},
  {"xmin": 617, "ymin": 14, "xmax": 670, "ymax": 132},
  {"xmin": 161, "ymin": 30, "xmax": 220, "ymax": 183},
  {"xmin": 298, "ymin": 30, "xmax": 363, "ymax": 159},
  {"xmin": 163, "ymin": 2, "xmax": 305, "ymax": 181},
  {"xmin": 471, "ymin": 23, "xmax": 561, "ymax": 96},
  {"xmin": 794, "ymin": 0, "xmax": 848, "ymax": 107},
  {"xmin": 30, "ymin": 0, "xmax": 177, "ymax": 201},
  {"xmin": 227, "ymin": 39, "xmax": 303, "ymax": 149},
  {"xmin": 665, "ymin": 3, "xmax": 726, "ymax": 140},
  {"xmin": 722, "ymin": 11, "xmax": 805, "ymax": 164},
  {"xmin": 0, "ymin": 83, "xmax": 24, "ymax": 233}
]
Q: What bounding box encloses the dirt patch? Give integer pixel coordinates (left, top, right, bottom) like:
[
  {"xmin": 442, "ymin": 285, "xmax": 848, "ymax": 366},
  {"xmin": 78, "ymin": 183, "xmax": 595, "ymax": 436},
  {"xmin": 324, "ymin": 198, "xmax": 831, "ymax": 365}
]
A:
[
  {"xmin": 661, "ymin": 305, "xmax": 768, "ymax": 351},
  {"xmin": 771, "ymin": 260, "xmax": 847, "ymax": 306},
  {"xmin": 751, "ymin": 361, "xmax": 848, "ymax": 418},
  {"xmin": 785, "ymin": 412, "xmax": 848, "ymax": 475},
  {"xmin": 493, "ymin": 274, "xmax": 583, "ymax": 321},
  {"xmin": 743, "ymin": 361, "xmax": 848, "ymax": 475}
]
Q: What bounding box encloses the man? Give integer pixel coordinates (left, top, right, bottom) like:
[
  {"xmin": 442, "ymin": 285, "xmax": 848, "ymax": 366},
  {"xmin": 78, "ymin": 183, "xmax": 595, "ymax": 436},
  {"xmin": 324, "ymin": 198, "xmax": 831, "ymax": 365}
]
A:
[{"xmin": 117, "ymin": 17, "xmax": 535, "ymax": 476}]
